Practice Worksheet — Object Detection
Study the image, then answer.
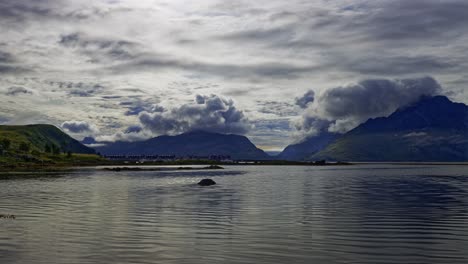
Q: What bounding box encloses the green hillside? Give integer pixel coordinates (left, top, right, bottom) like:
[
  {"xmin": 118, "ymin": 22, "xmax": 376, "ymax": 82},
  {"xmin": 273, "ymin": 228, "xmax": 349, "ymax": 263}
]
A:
[{"xmin": 0, "ymin": 124, "xmax": 103, "ymax": 168}]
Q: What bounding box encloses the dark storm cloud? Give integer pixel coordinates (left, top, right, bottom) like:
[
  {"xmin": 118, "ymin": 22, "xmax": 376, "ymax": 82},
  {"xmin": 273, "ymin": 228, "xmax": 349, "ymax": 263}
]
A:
[
  {"xmin": 221, "ymin": 26, "xmax": 296, "ymax": 44},
  {"xmin": 0, "ymin": 50, "xmax": 30, "ymax": 74},
  {"xmin": 0, "ymin": 65, "xmax": 28, "ymax": 74},
  {"xmin": 297, "ymin": 77, "xmax": 442, "ymax": 135},
  {"xmin": 138, "ymin": 94, "xmax": 251, "ymax": 135},
  {"xmin": 124, "ymin": 125, "xmax": 142, "ymax": 134},
  {"xmin": 341, "ymin": 55, "xmax": 459, "ymax": 75},
  {"xmin": 318, "ymin": 77, "xmax": 440, "ymax": 120},
  {"xmin": 0, "ymin": 0, "xmax": 53, "ymax": 22},
  {"xmin": 0, "ymin": 0, "xmax": 124, "ymax": 23},
  {"xmin": 59, "ymin": 33, "xmax": 138, "ymax": 62},
  {"xmin": 295, "ymin": 90, "xmax": 315, "ymax": 109},
  {"xmin": 48, "ymin": 81, "xmax": 105, "ymax": 97},
  {"xmin": 4, "ymin": 86, "xmax": 33, "ymax": 96},
  {"xmin": 0, "ymin": 51, "xmax": 15, "ymax": 63},
  {"xmin": 294, "ymin": 117, "xmax": 332, "ymax": 136},
  {"xmin": 122, "ymin": 100, "xmax": 164, "ymax": 116},
  {"xmin": 61, "ymin": 120, "xmax": 97, "ymax": 133},
  {"xmin": 349, "ymin": 0, "xmax": 468, "ymax": 42},
  {"xmin": 107, "ymin": 57, "xmax": 317, "ymax": 80}
]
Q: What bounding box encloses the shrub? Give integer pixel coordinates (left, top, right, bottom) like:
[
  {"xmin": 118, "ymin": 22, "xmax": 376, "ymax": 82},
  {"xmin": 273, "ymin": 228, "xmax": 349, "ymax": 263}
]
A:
[
  {"xmin": 19, "ymin": 142, "xmax": 30, "ymax": 153},
  {"xmin": 0, "ymin": 138, "xmax": 11, "ymax": 150}
]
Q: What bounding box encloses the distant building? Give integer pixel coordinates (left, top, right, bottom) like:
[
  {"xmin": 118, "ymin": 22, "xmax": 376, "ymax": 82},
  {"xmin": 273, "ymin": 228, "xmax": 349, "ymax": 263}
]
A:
[{"xmin": 104, "ymin": 154, "xmax": 232, "ymax": 162}]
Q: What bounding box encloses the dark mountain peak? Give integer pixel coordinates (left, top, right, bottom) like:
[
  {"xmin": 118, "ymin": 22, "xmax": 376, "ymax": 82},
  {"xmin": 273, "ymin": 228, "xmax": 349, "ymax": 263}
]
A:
[
  {"xmin": 352, "ymin": 95, "xmax": 468, "ymax": 134},
  {"xmin": 311, "ymin": 95, "xmax": 468, "ymax": 162},
  {"xmin": 182, "ymin": 130, "xmax": 244, "ymax": 138},
  {"xmin": 395, "ymin": 95, "xmax": 457, "ymax": 113},
  {"xmin": 182, "ymin": 130, "xmax": 215, "ymax": 135},
  {"xmin": 25, "ymin": 124, "xmax": 58, "ymax": 129},
  {"xmin": 94, "ymin": 130, "xmax": 269, "ymax": 160},
  {"xmin": 277, "ymin": 132, "xmax": 339, "ymax": 161}
]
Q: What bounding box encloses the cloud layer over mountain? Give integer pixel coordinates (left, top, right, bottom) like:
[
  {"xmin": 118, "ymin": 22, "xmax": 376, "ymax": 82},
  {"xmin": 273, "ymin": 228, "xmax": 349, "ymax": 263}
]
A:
[{"xmin": 295, "ymin": 77, "xmax": 442, "ymax": 138}]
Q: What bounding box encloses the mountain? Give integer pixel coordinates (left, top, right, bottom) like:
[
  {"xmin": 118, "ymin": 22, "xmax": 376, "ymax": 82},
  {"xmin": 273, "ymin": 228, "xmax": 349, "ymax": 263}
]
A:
[
  {"xmin": 93, "ymin": 131, "xmax": 270, "ymax": 160},
  {"xmin": 0, "ymin": 124, "xmax": 95, "ymax": 154},
  {"xmin": 277, "ymin": 132, "xmax": 339, "ymax": 160},
  {"xmin": 310, "ymin": 96, "xmax": 468, "ymax": 161}
]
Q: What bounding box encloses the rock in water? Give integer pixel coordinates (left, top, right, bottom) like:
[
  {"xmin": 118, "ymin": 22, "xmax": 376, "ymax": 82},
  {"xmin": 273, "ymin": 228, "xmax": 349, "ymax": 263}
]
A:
[
  {"xmin": 0, "ymin": 214, "xmax": 16, "ymax": 219},
  {"xmin": 198, "ymin": 179, "xmax": 216, "ymax": 186}
]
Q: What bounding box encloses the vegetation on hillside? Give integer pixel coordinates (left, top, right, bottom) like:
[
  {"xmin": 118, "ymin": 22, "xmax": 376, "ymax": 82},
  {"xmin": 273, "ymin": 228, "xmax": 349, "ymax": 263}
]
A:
[{"xmin": 0, "ymin": 124, "xmax": 104, "ymax": 169}]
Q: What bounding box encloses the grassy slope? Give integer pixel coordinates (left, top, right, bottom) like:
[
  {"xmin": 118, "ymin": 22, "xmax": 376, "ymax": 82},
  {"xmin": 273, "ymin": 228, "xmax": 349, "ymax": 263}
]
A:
[
  {"xmin": 0, "ymin": 124, "xmax": 103, "ymax": 168},
  {"xmin": 0, "ymin": 124, "xmax": 94, "ymax": 153}
]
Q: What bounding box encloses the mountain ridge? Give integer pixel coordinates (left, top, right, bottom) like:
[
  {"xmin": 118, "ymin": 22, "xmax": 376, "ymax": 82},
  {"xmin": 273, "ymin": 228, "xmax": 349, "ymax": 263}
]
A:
[
  {"xmin": 276, "ymin": 132, "xmax": 339, "ymax": 161},
  {"xmin": 309, "ymin": 96, "xmax": 468, "ymax": 161},
  {"xmin": 92, "ymin": 130, "xmax": 270, "ymax": 160}
]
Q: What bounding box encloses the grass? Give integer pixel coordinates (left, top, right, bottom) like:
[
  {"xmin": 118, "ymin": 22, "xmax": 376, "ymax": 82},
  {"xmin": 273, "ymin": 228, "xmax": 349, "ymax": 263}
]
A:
[{"xmin": 0, "ymin": 153, "xmax": 109, "ymax": 171}]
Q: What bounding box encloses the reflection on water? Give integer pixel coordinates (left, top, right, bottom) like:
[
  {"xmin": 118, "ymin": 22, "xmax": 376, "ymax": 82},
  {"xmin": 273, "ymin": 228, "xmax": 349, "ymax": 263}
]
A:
[{"xmin": 1, "ymin": 165, "xmax": 468, "ymax": 264}]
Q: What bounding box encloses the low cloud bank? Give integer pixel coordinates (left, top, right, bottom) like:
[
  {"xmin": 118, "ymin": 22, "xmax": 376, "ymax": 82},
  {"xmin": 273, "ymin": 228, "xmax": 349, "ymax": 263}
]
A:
[
  {"xmin": 61, "ymin": 120, "xmax": 98, "ymax": 134},
  {"xmin": 295, "ymin": 76, "xmax": 441, "ymax": 138}
]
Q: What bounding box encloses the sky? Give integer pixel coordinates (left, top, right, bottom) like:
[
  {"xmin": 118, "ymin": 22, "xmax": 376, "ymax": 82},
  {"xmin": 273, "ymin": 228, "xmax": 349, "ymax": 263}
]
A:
[{"xmin": 1, "ymin": 0, "xmax": 468, "ymax": 152}]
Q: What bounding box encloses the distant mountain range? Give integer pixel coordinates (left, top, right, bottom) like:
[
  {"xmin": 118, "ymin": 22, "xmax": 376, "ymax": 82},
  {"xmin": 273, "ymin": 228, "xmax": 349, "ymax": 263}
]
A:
[
  {"xmin": 0, "ymin": 124, "xmax": 95, "ymax": 154},
  {"xmin": 279, "ymin": 96, "xmax": 468, "ymax": 162},
  {"xmin": 92, "ymin": 131, "xmax": 270, "ymax": 160},
  {"xmin": 2, "ymin": 95, "xmax": 465, "ymax": 163},
  {"xmin": 276, "ymin": 132, "xmax": 339, "ymax": 161}
]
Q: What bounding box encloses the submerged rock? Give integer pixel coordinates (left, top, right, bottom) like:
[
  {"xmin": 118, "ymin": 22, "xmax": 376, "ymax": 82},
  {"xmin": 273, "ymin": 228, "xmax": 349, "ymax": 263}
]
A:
[
  {"xmin": 204, "ymin": 165, "xmax": 223, "ymax": 169},
  {"xmin": 0, "ymin": 214, "xmax": 15, "ymax": 219},
  {"xmin": 198, "ymin": 179, "xmax": 216, "ymax": 186}
]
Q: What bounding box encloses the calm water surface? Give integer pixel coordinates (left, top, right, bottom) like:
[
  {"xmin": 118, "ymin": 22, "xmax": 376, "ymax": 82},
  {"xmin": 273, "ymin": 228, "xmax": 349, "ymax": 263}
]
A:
[{"xmin": 1, "ymin": 165, "xmax": 468, "ymax": 264}]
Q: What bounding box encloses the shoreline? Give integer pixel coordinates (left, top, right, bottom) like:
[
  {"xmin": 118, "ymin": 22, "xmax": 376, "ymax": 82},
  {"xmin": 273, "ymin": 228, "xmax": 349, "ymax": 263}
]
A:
[{"xmin": 2, "ymin": 160, "xmax": 468, "ymax": 174}]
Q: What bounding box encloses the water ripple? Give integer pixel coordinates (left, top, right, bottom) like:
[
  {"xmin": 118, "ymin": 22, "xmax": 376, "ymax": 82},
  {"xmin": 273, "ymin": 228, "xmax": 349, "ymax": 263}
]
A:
[{"xmin": 1, "ymin": 165, "xmax": 468, "ymax": 263}]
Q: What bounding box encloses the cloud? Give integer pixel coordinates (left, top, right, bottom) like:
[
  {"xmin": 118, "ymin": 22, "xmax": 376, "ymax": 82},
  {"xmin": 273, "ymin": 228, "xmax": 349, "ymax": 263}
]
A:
[
  {"xmin": 59, "ymin": 32, "xmax": 139, "ymax": 62},
  {"xmin": 95, "ymin": 126, "xmax": 152, "ymax": 143},
  {"xmin": 61, "ymin": 120, "xmax": 98, "ymax": 134},
  {"xmin": 0, "ymin": 50, "xmax": 30, "ymax": 74},
  {"xmin": 220, "ymin": 25, "xmax": 297, "ymax": 46},
  {"xmin": 4, "ymin": 86, "xmax": 33, "ymax": 96},
  {"xmin": 124, "ymin": 125, "xmax": 143, "ymax": 133},
  {"xmin": 121, "ymin": 100, "xmax": 164, "ymax": 116},
  {"xmin": 105, "ymin": 56, "xmax": 318, "ymax": 80},
  {"xmin": 138, "ymin": 94, "xmax": 251, "ymax": 135},
  {"xmin": 349, "ymin": 0, "xmax": 468, "ymax": 42},
  {"xmin": 295, "ymin": 90, "xmax": 315, "ymax": 109},
  {"xmin": 342, "ymin": 55, "xmax": 458, "ymax": 75},
  {"xmin": 296, "ymin": 76, "xmax": 442, "ymax": 136},
  {"xmin": 0, "ymin": 1, "xmax": 54, "ymax": 22},
  {"xmin": 0, "ymin": 0, "xmax": 118, "ymax": 24},
  {"xmin": 256, "ymin": 100, "xmax": 298, "ymax": 117},
  {"xmin": 69, "ymin": 84, "xmax": 104, "ymax": 97},
  {"xmin": 47, "ymin": 81, "xmax": 105, "ymax": 97},
  {"xmin": 0, "ymin": 51, "xmax": 15, "ymax": 63}
]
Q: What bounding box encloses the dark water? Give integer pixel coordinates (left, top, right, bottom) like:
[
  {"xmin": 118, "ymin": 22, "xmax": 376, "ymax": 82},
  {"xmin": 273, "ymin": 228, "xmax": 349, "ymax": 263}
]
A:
[{"xmin": 1, "ymin": 165, "xmax": 468, "ymax": 264}]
